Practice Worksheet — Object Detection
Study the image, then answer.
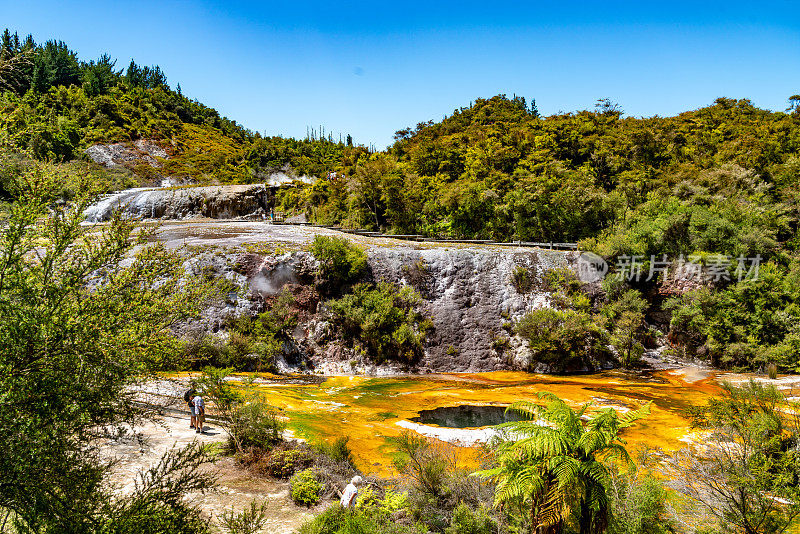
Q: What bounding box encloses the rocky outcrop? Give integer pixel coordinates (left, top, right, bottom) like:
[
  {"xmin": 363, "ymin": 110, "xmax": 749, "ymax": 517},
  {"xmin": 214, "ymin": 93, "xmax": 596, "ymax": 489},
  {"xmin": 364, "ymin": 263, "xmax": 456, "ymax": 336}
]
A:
[
  {"xmin": 86, "ymin": 140, "xmax": 169, "ymax": 169},
  {"xmin": 84, "ymin": 185, "xmax": 273, "ymax": 222},
  {"xmin": 366, "ymin": 247, "xmax": 572, "ymax": 372},
  {"xmin": 178, "ymin": 243, "xmax": 594, "ymax": 374}
]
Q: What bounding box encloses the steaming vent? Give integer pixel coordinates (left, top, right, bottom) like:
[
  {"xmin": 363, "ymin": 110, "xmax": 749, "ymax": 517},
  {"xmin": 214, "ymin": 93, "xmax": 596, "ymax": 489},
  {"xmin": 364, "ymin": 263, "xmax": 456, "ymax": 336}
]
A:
[{"xmin": 248, "ymin": 259, "xmax": 298, "ymax": 298}]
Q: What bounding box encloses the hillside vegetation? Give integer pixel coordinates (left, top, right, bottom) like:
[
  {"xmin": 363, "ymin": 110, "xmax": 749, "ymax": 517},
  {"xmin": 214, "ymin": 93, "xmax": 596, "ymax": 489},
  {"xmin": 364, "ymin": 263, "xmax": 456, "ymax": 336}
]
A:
[
  {"xmin": 1, "ymin": 29, "xmax": 799, "ymax": 372},
  {"xmin": 0, "ymin": 29, "xmax": 367, "ymax": 194}
]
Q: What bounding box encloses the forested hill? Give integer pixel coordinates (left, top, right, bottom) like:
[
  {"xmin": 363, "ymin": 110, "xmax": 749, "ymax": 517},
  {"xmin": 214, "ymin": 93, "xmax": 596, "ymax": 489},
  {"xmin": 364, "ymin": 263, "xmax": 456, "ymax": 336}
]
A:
[
  {"xmin": 0, "ymin": 29, "xmax": 366, "ymax": 194},
  {"xmin": 288, "ymin": 94, "xmax": 800, "ymax": 242},
  {"xmin": 2, "ymin": 29, "xmax": 800, "ymax": 372}
]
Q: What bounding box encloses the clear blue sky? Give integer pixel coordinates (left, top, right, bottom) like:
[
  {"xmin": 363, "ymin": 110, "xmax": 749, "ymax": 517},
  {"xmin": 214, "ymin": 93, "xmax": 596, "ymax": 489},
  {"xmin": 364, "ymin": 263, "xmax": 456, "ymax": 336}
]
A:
[{"xmin": 2, "ymin": 0, "xmax": 799, "ymax": 148}]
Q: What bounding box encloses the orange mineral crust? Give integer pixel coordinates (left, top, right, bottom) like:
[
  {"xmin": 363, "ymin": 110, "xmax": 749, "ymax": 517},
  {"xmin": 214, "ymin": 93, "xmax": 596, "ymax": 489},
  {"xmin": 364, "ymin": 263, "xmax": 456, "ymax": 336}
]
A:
[{"xmin": 241, "ymin": 368, "xmax": 722, "ymax": 475}]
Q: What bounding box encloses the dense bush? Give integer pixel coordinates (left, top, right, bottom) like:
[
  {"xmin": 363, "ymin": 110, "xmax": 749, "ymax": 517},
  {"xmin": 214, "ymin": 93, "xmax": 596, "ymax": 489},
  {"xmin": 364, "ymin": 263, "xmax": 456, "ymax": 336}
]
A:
[
  {"xmin": 515, "ymin": 268, "xmax": 650, "ymax": 371},
  {"xmin": 290, "ymin": 469, "xmax": 323, "ymax": 507},
  {"xmin": 392, "ymin": 431, "xmax": 493, "ymax": 531},
  {"xmin": 667, "ymin": 259, "xmax": 800, "ymax": 371},
  {"xmin": 314, "ymin": 436, "xmax": 355, "ymax": 466},
  {"xmin": 181, "ymin": 300, "xmax": 295, "ymax": 371},
  {"xmin": 0, "ymin": 158, "xmax": 218, "ymax": 532},
  {"xmin": 444, "ymin": 503, "xmax": 497, "ymax": 534},
  {"xmin": 310, "ymin": 235, "xmax": 368, "ymax": 292},
  {"xmin": 226, "ymin": 396, "xmax": 285, "ymax": 452},
  {"xmin": 510, "ymin": 266, "xmax": 535, "ymax": 293},
  {"xmin": 327, "ymin": 282, "xmax": 432, "ymax": 364},
  {"xmin": 297, "ymin": 504, "xmax": 424, "ymax": 534},
  {"xmin": 607, "ymin": 469, "xmax": 675, "ymax": 534},
  {"xmin": 196, "ymin": 368, "xmax": 285, "ymax": 454},
  {"xmin": 256, "ymin": 446, "xmax": 315, "ymax": 479},
  {"xmin": 516, "ymin": 306, "xmax": 611, "ymax": 371}
]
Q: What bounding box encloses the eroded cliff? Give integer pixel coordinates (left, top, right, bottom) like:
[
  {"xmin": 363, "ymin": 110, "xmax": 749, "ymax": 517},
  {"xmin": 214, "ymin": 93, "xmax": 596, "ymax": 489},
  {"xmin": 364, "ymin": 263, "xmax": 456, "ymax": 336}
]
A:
[{"xmin": 158, "ymin": 222, "xmax": 591, "ymax": 374}]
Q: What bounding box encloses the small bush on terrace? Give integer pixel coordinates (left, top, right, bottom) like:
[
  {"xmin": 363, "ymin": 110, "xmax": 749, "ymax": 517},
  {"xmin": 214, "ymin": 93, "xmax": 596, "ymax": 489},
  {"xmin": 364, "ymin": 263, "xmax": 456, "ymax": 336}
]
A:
[
  {"xmin": 327, "ymin": 282, "xmax": 432, "ymax": 364},
  {"xmin": 297, "ymin": 503, "xmax": 424, "ymax": 534},
  {"xmin": 226, "ymin": 396, "xmax": 285, "ymax": 452},
  {"xmin": 256, "ymin": 446, "xmax": 315, "ymax": 479},
  {"xmin": 515, "ymin": 307, "xmax": 611, "ymax": 372},
  {"xmin": 290, "ymin": 469, "xmax": 323, "ymax": 507},
  {"xmin": 314, "ymin": 436, "xmax": 355, "ymax": 466},
  {"xmin": 196, "ymin": 368, "xmax": 284, "ymax": 454},
  {"xmin": 510, "ymin": 266, "xmax": 536, "ymax": 293},
  {"xmin": 310, "ymin": 235, "xmax": 368, "ymax": 292}
]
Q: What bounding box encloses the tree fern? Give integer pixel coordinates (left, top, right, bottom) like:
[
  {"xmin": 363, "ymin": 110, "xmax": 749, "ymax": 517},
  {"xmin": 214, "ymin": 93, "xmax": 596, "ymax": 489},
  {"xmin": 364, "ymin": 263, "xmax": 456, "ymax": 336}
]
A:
[{"xmin": 476, "ymin": 392, "xmax": 651, "ymax": 534}]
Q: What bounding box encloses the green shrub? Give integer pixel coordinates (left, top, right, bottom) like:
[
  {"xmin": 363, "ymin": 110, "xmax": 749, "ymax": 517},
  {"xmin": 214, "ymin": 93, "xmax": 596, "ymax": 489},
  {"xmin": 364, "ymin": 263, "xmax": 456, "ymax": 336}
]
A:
[
  {"xmin": 510, "ymin": 266, "xmax": 535, "ymax": 293},
  {"xmin": 515, "ymin": 307, "xmax": 610, "ymax": 372},
  {"xmin": 290, "ymin": 469, "xmax": 323, "ymax": 507},
  {"xmin": 314, "ymin": 436, "xmax": 355, "ymax": 466},
  {"xmin": 767, "ymin": 362, "xmax": 778, "ymax": 379},
  {"xmin": 327, "ymin": 283, "xmax": 432, "ymax": 364},
  {"xmin": 226, "ymin": 396, "xmax": 285, "ymax": 452},
  {"xmin": 491, "ymin": 335, "xmax": 510, "ymax": 352},
  {"xmin": 667, "ymin": 260, "xmax": 800, "ymax": 372},
  {"xmin": 297, "ymin": 503, "xmax": 423, "ymax": 534},
  {"xmin": 607, "ymin": 470, "xmax": 675, "ymax": 534},
  {"xmin": 356, "ymin": 487, "xmax": 410, "ymax": 520},
  {"xmin": 258, "ymin": 447, "xmax": 314, "ymax": 479},
  {"xmin": 220, "ymin": 500, "xmax": 268, "ymax": 534},
  {"xmin": 444, "ymin": 503, "xmax": 496, "ymax": 534},
  {"xmin": 310, "ymin": 235, "xmax": 367, "ymax": 291},
  {"xmin": 182, "ymin": 312, "xmax": 284, "ymax": 372}
]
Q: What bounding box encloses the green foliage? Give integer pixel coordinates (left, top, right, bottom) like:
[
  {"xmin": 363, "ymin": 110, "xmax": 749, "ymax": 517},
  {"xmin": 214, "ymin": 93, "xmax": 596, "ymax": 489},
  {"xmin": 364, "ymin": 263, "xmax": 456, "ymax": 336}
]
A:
[
  {"xmin": 196, "ymin": 366, "xmax": 242, "ymax": 412},
  {"xmin": 226, "ymin": 395, "xmax": 285, "ymax": 451},
  {"xmin": 314, "ymin": 436, "xmax": 355, "ymax": 466},
  {"xmin": 290, "ymin": 469, "xmax": 323, "ymax": 507},
  {"xmin": 0, "ymin": 161, "xmax": 216, "ymax": 531},
  {"xmin": 510, "ymin": 265, "xmax": 535, "ymax": 293},
  {"xmin": 219, "ymin": 500, "xmax": 269, "ymax": 534},
  {"xmin": 667, "ymin": 259, "xmax": 800, "ymax": 371},
  {"xmin": 516, "ymin": 268, "xmax": 651, "ymax": 370},
  {"xmin": 607, "ymin": 469, "xmax": 675, "ymax": 534},
  {"xmin": 392, "ymin": 431, "xmax": 491, "ymax": 531},
  {"xmin": 477, "ymin": 392, "xmax": 651, "ymax": 534},
  {"xmin": 393, "ymin": 431, "xmax": 456, "ymax": 501},
  {"xmin": 182, "ymin": 298, "xmax": 294, "ymax": 372},
  {"xmin": 196, "ymin": 367, "xmax": 284, "ymax": 453},
  {"xmin": 516, "ymin": 307, "xmax": 611, "ymax": 372},
  {"xmin": 296, "ymin": 503, "xmax": 425, "ymax": 534},
  {"xmin": 673, "ymin": 381, "xmax": 800, "ymax": 534},
  {"xmin": 310, "ymin": 235, "xmax": 368, "ymax": 291},
  {"xmin": 600, "ymin": 283, "xmax": 649, "ymax": 368},
  {"xmin": 444, "ymin": 503, "xmax": 497, "ymax": 534},
  {"xmin": 327, "ymin": 282, "xmax": 431, "ymax": 364},
  {"xmin": 257, "ymin": 446, "xmax": 315, "ymax": 479}
]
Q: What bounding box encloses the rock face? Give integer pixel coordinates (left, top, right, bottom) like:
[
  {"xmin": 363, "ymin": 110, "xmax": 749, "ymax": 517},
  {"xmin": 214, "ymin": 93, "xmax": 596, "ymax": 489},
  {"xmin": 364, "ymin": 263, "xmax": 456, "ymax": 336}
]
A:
[
  {"xmin": 84, "ymin": 185, "xmax": 272, "ymax": 222},
  {"xmin": 367, "ymin": 247, "xmax": 573, "ymax": 372},
  {"xmin": 178, "ymin": 243, "xmax": 593, "ymax": 374},
  {"xmin": 86, "ymin": 140, "xmax": 169, "ymax": 169}
]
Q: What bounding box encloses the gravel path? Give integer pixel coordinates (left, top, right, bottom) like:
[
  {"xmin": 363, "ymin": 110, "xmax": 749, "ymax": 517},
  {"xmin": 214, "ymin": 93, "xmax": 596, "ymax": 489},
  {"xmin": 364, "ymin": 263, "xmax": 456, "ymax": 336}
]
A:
[{"xmin": 99, "ymin": 401, "xmax": 317, "ymax": 532}]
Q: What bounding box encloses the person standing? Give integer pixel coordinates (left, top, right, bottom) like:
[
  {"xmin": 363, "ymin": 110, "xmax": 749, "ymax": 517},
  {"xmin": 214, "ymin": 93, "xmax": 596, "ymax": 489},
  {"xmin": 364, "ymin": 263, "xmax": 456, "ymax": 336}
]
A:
[
  {"xmin": 340, "ymin": 476, "xmax": 362, "ymax": 508},
  {"xmin": 192, "ymin": 393, "xmax": 205, "ymax": 434},
  {"xmin": 184, "ymin": 387, "xmax": 196, "ymax": 429}
]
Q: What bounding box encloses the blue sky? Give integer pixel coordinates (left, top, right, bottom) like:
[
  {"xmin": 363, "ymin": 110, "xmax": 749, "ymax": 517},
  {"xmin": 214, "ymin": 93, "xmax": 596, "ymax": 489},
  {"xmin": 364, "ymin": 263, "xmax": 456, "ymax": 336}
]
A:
[{"xmin": 1, "ymin": 0, "xmax": 798, "ymax": 147}]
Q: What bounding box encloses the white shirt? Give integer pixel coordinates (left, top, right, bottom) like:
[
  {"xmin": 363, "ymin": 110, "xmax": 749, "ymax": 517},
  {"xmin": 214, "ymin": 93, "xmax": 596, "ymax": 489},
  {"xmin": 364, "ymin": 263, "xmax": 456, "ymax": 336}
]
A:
[
  {"xmin": 340, "ymin": 483, "xmax": 358, "ymax": 508},
  {"xmin": 192, "ymin": 396, "xmax": 204, "ymax": 411}
]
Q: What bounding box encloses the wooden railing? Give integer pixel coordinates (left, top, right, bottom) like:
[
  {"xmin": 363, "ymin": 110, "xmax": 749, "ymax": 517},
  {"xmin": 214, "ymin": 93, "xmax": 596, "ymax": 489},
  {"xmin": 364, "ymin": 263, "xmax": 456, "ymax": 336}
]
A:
[{"xmin": 269, "ymin": 222, "xmax": 578, "ymax": 250}]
